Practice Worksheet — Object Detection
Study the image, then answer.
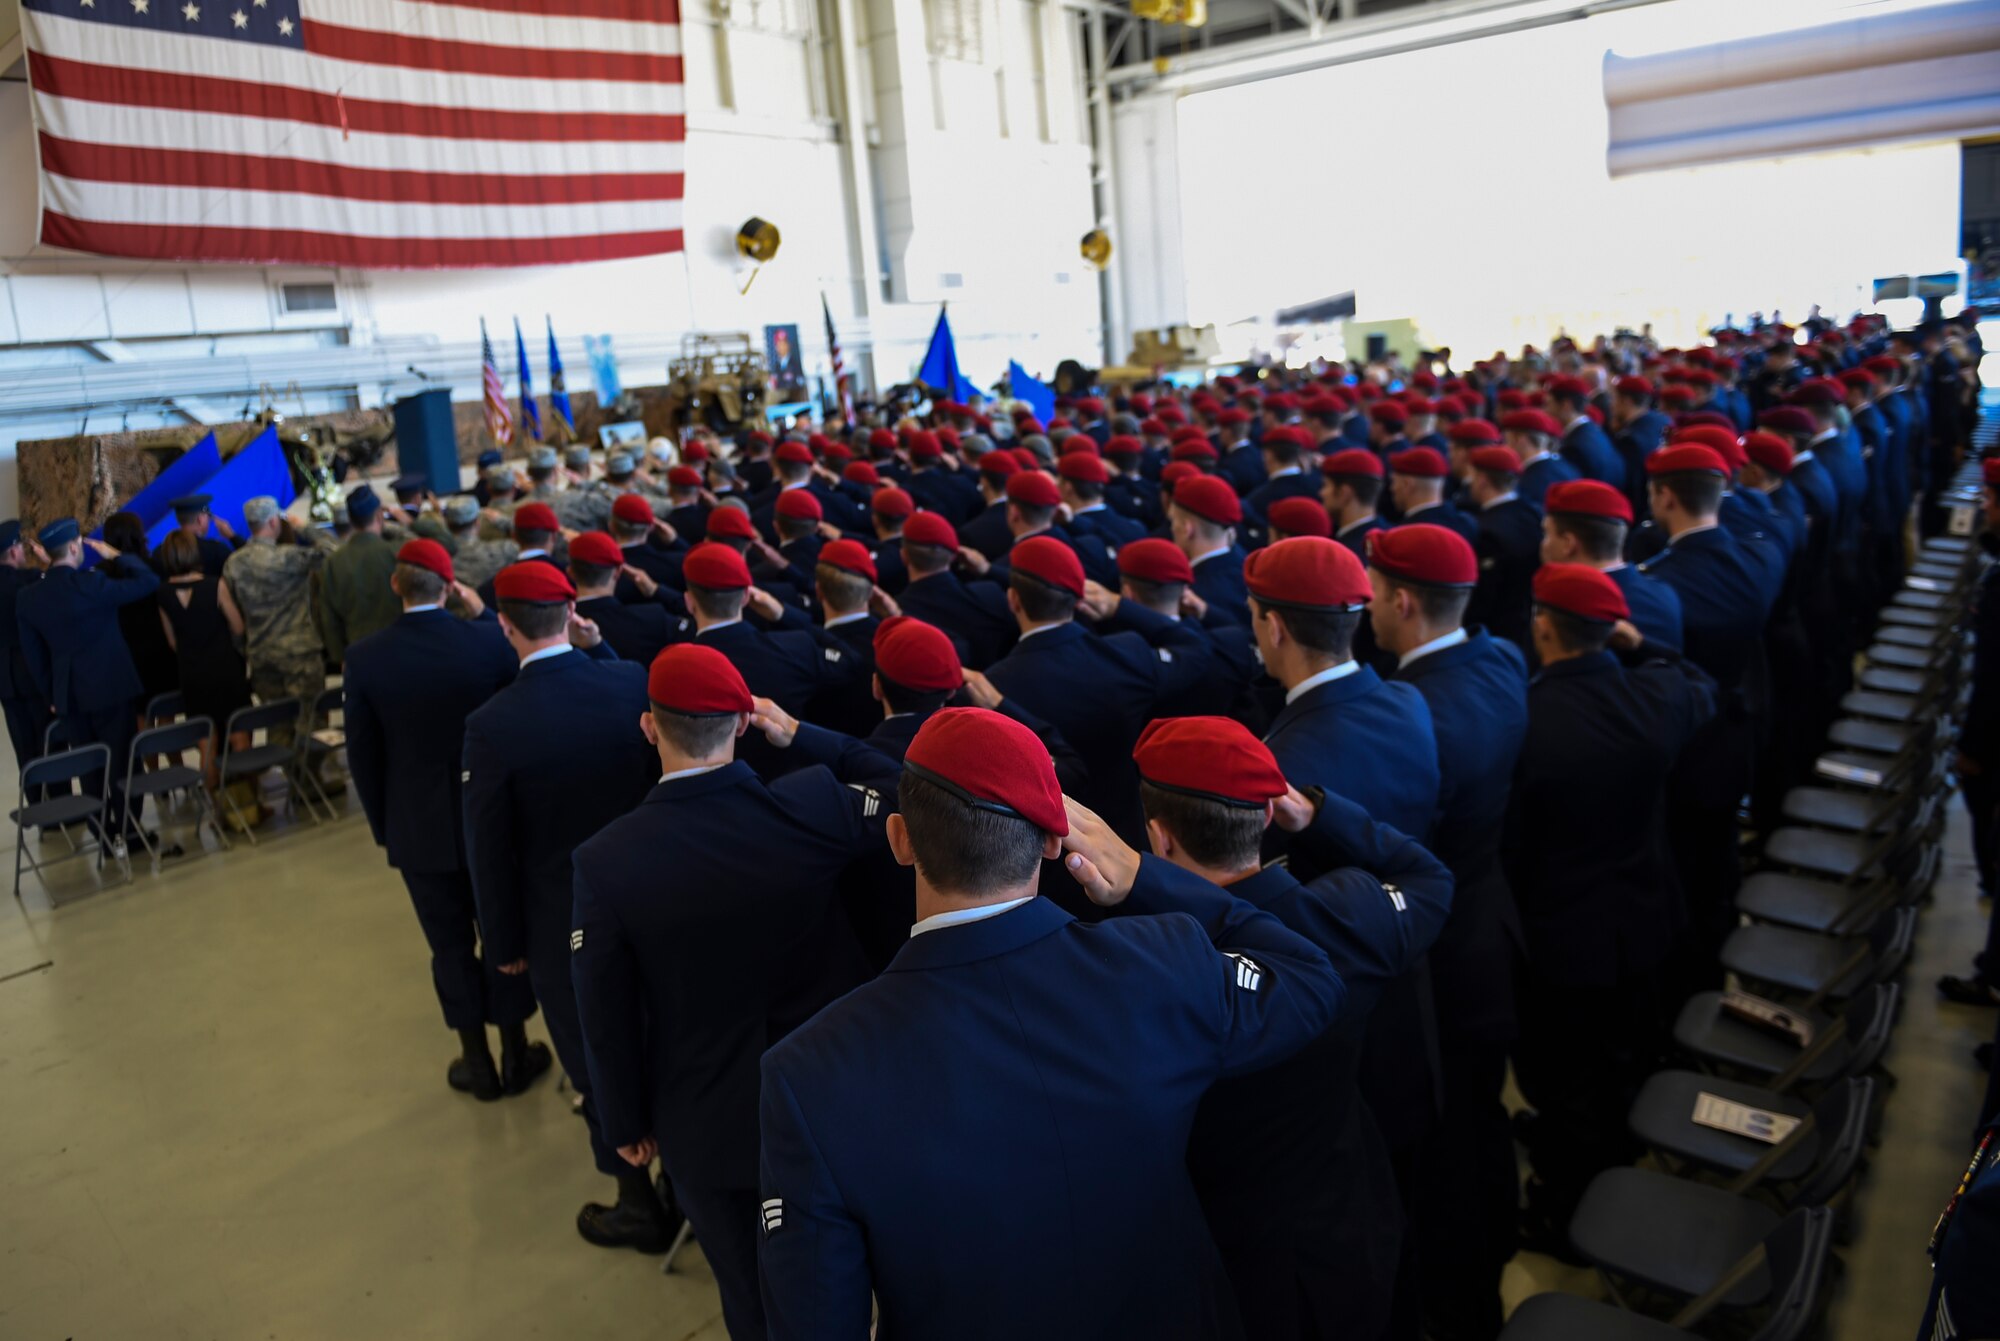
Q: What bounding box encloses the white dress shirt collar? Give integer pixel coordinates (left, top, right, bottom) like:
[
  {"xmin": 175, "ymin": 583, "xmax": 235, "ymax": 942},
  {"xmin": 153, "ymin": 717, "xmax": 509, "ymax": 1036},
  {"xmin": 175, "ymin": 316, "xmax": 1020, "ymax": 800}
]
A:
[
  {"xmin": 520, "ymin": 644, "xmax": 574, "ymax": 668},
  {"xmin": 1398, "ymin": 627, "xmax": 1468, "ymax": 670},
  {"xmin": 911, "ymin": 895, "xmax": 1036, "ymax": 938},
  {"xmin": 826, "ymin": 610, "xmax": 872, "ymax": 628},
  {"xmin": 1286, "ymin": 660, "xmax": 1361, "ymax": 704},
  {"xmin": 660, "ymin": 763, "xmax": 727, "ymax": 784}
]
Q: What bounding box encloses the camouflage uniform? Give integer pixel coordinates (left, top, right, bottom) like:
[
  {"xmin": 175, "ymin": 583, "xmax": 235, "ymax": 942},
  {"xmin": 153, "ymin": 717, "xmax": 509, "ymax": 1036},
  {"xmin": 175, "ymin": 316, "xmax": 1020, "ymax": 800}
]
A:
[
  {"xmin": 552, "ymin": 479, "xmax": 612, "ymax": 532},
  {"xmin": 385, "ymin": 512, "xmax": 456, "ymax": 553},
  {"xmin": 451, "ymin": 532, "xmax": 520, "ymax": 591},
  {"xmin": 223, "ymin": 527, "xmax": 334, "ymax": 744}
]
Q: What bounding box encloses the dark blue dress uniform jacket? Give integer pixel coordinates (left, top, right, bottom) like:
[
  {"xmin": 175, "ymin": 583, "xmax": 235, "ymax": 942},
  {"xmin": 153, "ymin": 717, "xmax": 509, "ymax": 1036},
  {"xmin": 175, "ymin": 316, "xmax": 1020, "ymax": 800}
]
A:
[
  {"xmin": 1607, "ymin": 562, "xmax": 1685, "ymax": 651},
  {"xmin": 1394, "ymin": 630, "xmax": 1529, "ymax": 1046},
  {"xmin": 0, "ymin": 564, "xmax": 45, "ymax": 702},
  {"xmin": 345, "ymin": 609, "xmax": 517, "ymax": 873},
  {"xmin": 757, "ymin": 860, "xmax": 1346, "ymax": 1341},
  {"xmin": 1399, "ymin": 500, "xmax": 1480, "ymax": 546},
  {"xmin": 1636, "ymin": 525, "xmax": 1774, "ymax": 696},
  {"xmin": 571, "ymin": 727, "xmax": 898, "ymax": 1189},
  {"xmin": 577, "ymin": 594, "xmax": 680, "ymax": 667},
  {"xmin": 1920, "ymin": 1120, "xmax": 2000, "ymax": 1341},
  {"xmin": 18, "ymin": 555, "xmax": 160, "ymax": 715},
  {"xmin": 1560, "ymin": 419, "xmax": 1627, "ymax": 491},
  {"xmin": 1504, "ymin": 646, "xmax": 1717, "ymax": 986},
  {"xmin": 894, "ymin": 570, "xmax": 1016, "ymax": 669},
  {"xmin": 1469, "ymin": 497, "xmax": 1543, "ymax": 654},
  {"xmin": 1518, "ymin": 455, "xmax": 1580, "ymax": 509},
  {"xmin": 694, "ymin": 615, "xmax": 867, "ymax": 722},
  {"xmin": 985, "ymin": 606, "xmax": 1209, "ymax": 842},
  {"xmin": 1183, "ymin": 790, "xmax": 1454, "ymax": 1341},
  {"xmin": 907, "ymin": 468, "xmax": 983, "ymax": 526},
  {"xmin": 1190, "ymin": 546, "xmax": 1250, "ymax": 624}
]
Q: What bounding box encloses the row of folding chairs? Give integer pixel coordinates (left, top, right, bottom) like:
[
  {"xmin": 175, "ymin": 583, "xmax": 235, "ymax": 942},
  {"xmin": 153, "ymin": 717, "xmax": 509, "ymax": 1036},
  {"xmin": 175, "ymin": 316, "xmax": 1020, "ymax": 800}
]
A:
[
  {"xmin": 12, "ymin": 688, "xmax": 347, "ymax": 900},
  {"xmin": 1501, "ymin": 490, "xmax": 1987, "ymax": 1337}
]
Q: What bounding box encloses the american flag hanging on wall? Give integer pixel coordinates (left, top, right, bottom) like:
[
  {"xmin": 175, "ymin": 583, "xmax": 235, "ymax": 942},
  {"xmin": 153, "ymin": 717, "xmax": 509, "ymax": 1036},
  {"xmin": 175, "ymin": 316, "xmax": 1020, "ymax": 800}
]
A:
[{"xmin": 19, "ymin": 0, "xmax": 687, "ymax": 269}]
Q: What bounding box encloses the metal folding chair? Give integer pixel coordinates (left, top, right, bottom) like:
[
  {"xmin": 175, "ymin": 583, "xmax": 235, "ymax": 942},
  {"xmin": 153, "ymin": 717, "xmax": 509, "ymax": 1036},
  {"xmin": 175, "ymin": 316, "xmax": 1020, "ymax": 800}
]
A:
[
  {"xmin": 296, "ymin": 686, "xmax": 346, "ymax": 823},
  {"xmin": 217, "ymin": 699, "xmax": 316, "ymax": 843},
  {"xmin": 144, "ymin": 691, "xmax": 186, "ymax": 725},
  {"xmin": 124, "ymin": 716, "xmax": 226, "ymax": 868},
  {"xmin": 13, "ymin": 743, "xmax": 128, "ymax": 898}
]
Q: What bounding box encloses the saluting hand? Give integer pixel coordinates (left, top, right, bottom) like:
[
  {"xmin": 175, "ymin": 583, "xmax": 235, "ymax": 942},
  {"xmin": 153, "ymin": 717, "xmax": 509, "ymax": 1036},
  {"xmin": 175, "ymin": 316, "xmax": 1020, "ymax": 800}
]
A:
[
  {"xmin": 959, "ymin": 668, "xmax": 1002, "ymax": 710},
  {"xmin": 567, "ymin": 610, "xmax": 603, "ymax": 650},
  {"xmin": 1608, "ymin": 619, "xmax": 1643, "ymax": 653},
  {"xmin": 451, "ymin": 580, "xmax": 485, "ymax": 618},
  {"xmin": 1060, "ymin": 796, "xmax": 1141, "ymax": 908},
  {"xmin": 745, "ymin": 586, "xmax": 785, "ymax": 622},
  {"xmin": 1077, "ymin": 581, "xmax": 1120, "ymax": 622},
  {"xmin": 867, "ymin": 586, "xmax": 901, "ymax": 619},
  {"xmin": 1179, "ymin": 588, "xmax": 1210, "ymax": 621},
  {"xmin": 621, "ymin": 563, "xmax": 659, "ymax": 598},
  {"xmin": 1271, "ymin": 785, "xmax": 1318, "ymax": 834},
  {"xmin": 650, "ymin": 519, "xmax": 680, "ymax": 547},
  {"xmin": 816, "ymin": 521, "xmax": 844, "ymax": 542},
  {"xmin": 750, "ymin": 697, "xmax": 799, "ymax": 748},
  {"xmin": 82, "ymin": 537, "xmax": 119, "ymax": 560},
  {"xmin": 213, "ymin": 516, "xmax": 237, "ymax": 540},
  {"xmin": 955, "ymin": 545, "xmax": 990, "ymax": 576}
]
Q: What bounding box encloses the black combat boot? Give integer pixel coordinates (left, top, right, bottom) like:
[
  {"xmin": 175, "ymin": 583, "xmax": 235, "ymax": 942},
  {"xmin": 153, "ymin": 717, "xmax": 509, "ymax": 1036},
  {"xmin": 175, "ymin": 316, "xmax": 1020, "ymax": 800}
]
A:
[
  {"xmin": 446, "ymin": 1026, "xmax": 503, "ymax": 1101},
  {"xmin": 577, "ymin": 1166, "xmax": 678, "ymax": 1253},
  {"xmin": 498, "ymin": 1022, "xmax": 553, "ymax": 1096}
]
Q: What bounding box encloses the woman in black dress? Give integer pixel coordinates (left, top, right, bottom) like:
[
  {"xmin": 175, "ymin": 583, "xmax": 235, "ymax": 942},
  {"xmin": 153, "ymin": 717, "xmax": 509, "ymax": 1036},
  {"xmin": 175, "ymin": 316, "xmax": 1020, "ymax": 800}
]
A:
[
  {"xmin": 156, "ymin": 531, "xmax": 252, "ymax": 788},
  {"xmin": 103, "ymin": 511, "xmax": 179, "ymax": 712}
]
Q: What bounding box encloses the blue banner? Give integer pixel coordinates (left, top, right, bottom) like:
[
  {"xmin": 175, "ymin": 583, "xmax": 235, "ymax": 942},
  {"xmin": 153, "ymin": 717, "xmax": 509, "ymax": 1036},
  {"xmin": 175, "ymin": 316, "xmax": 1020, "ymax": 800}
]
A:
[
  {"xmin": 546, "ymin": 317, "xmax": 574, "ymax": 440},
  {"xmin": 917, "ymin": 306, "xmax": 979, "ymax": 403},
  {"xmin": 585, "ymin": 334, "xmax": 623, "ymax": 405},
  {"xmin": 1008, "ymin": 361, "xmax": 1055, "ymax": 427},
  {"xmin": 144, "ymin": 426, "xmax": 294, "ymax": 553},
  {"xmin": 514, "ymin": 317, "xmax": 541, "ymax": 443}
]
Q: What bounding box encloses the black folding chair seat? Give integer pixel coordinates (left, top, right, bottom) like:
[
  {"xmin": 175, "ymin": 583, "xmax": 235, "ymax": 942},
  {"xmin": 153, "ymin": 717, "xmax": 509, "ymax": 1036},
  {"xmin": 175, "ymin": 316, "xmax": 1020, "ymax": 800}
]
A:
[
  {"xmin": 1499, "ymin": 1292, "xmax": 1685, "ymax": 1340},
  {"xmin": 1878, "ymin": 605, "xmax": 1948, "ymax": 629},
  {"xmin": 1737, "ymin": 870, "xmax": 1882, "ymax": 935},
  {"xmin": 1837, "ymin": 691, "xmax": 1920, "ymax": 724},
  {"xmin": 1761, "ymin": 827, "xmax": 1881, "ymax": 881},
  {"xmin": 1891, "ymin": 589, "xmax": 1949, "ymax": 611},
  {"xmin": 1777, "ymin": 788, "xmax": 1892, "ymax": 834},
  {"xmin": 1856, "ymin": 667, "xmax": 1927, "ymax": 695},
  {"xmin": 1910, "ymin": 561, "xmax": 1961, "ymax": 581},
  {"xmin": 1628, "ymin": 1071, "xmax": 1818, "ymax": 1182},
  {"xmin": 1863, "ymin": 642, "xmax": 1935, "ymax": 670},
  {"xmin": 1672, "ymin": 993, "xmax": 1846, "ymax": 1087},
  {"xmin": 1825, "ymin": 719, "xmax": 1910, "ymax": 756},
  {"xmin": 1722, "ymin": 925, "xmax": 1871, "ymax": 1003},
  {"xmin": 1878, "ymin": 624, "xmax": 1948, "ymax": 649},
  {"xmin": 1921, "ymin": 536, "xmax": 1971, "ymax": 554},
  {"xmin": 14, "ymin": 793, "xmax": 110, "ymax": 829},
  {"xmin": 1570, "ymin": 1168, "xmax": 1778, "ymax": 1305},
  {"xmin": 220, "ymin": 743, "xmax": 293, "ymax": 778}
]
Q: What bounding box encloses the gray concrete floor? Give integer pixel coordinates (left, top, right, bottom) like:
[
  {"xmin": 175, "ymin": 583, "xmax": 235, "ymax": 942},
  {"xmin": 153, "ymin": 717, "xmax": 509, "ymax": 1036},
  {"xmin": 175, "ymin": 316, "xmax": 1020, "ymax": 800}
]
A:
[{"xmin": 0, "ymin": 755, "xmax": 1989, "ymax": 1338}]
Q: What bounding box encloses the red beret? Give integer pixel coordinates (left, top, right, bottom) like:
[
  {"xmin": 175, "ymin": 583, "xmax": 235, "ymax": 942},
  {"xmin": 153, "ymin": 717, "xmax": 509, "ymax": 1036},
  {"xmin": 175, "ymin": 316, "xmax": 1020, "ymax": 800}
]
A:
[
  {"xmin": 1837, "ymin": 369, "xmax": 1876, "ymax": 390},
  {"xmin": 776, "ymin": 489, "xmax": 824, "ymax": 521},
  {"xmin": 1671, "ymin": 426, "xmax": 1746, "ymax": 471},
  {"xmin": 1322, "ymin": 447, "xmax": 1385, "ymax": 479},
  {"xmin": 1647, "ymin": 443, "xmax": 1729, "ymax": 477},
  {"xmin": 905, "ymin": 707, "xmax": 1067, "ymax": 836},
  {"xmin": 1743, "ymin": 432, "xmax": 1795, "ymax": 475},
  {"xmin": 1468, "ymin": 445, "xmax": 1523, "ymax": 476},
  {"xmin": 748, "ymin": 431, "xmax": 774, "ymax": 448},
  {"xmin": 873, "ymin": 616, "xmax": 961, "ymax": 693},
  {"xmin": 1261, "ymin": 425, "xmax": 1311, "ymax": 453},
  {"xmin": 774, "ymin": 440, "xmax": 815, "ymax": 465},
  {"xmin": 868, "ymin": 428, "xmax": 898, "ymax": 451},
  {"xmin": 1544, "ymin": 374, "xmax": 1590, "ymax": 399},
  {"xmin": 665, "ymin": 467, "xmax": 702, "ymax": 490},
  {"xmin": 682, "ymin": 442, "xmax": 711, "ymax": 463},
  {"xmin": 1015, "ymin": 417, "xmax": 1046, "ymax": 436},
  {"xmin": 1156, "ymin": 404, "xmax": 1187, "ymax": 424},
  {"xmin": 1356, "ymin": 382, "xmax": 1383, "ymax": 401},
  {"xmin": 844, "ymin": 461, "xmax": 881, "ymax": 487},
  {"xmin": 908, "ymin": 430, "xmax": 943, "ymax": 460},
  {"xmin": 1214, "ymin": 408, "xmax": 1250, "ymax": 428},
  {"xmin": 1500, "ymin": 409, "xmax": 1561, "ymax": 438},
  {"xmin": 1533, "ymin": 563, "xmax": 1628, "ymax": 624},
  {"xmin": 1117, "ymin": 537, "xmax": 1195, "ymax": 585},
  {"xmin": 1161, "ymin": 461, "xmax": 1202, "ymax": 489},
  {"xmin": 647, "ymin": 644, "xmax": 753, "ymax": 716},
  {"xmin": 1660, "ymin": 385, "xmax": 1699, "ymax": 406},
  {"xmin": 903, "ymin": 511, "xmax": 959, "ymax": 549},
  {"xmin": 1134, "ymin": 716, "xmax": 1288, "ymax": 808},
  {"xmin": 1758, "ymin": 407, "xmax": 1815, "ymax": 435},
  {"xmin": 1006, "ymin": 472, "xmax": 1062, "ymax": 509},
  {"xmin": 512, "ymin": 502, "xmax": 559, "ymax": 534},
  {"xmin": 1268, "ymin": 497, "xmax": 1332, "ymax": 539},
  {"xmin": 615, "ymin": 493, "xmax": 659, "ymax": 524},
  {"xmin": 682, "ymin": 541, "xmax": 753, "ymax": 590},
  {"xmin": 1171, "ymin": 424, "xmax": 1211, "ymax": 443},
  {"xmin": 1105, "ymin": 434, "xmax": 1144, "ymax": 457},
  {"xmin": 1245, "ymin": 536, "xmax": 1370, "ymax": 610},
  {"xmin": 1059, "ymin": 438, "xmax": 1102, "ymax": 459},
  {"xmin": 1367, "ymin": 523, "xmax": 1476, "ymax": 587},
  {"xmin": 1985, "ymin": 459, "xmax": 2000, "ymax": 488},
  {"xmin": 1369, "ymin": 401, "xmax": 1409, "ymax": 426},
  {"xmin": 871, "ymin": 486, "xmax": 914, "ymax": 519},
  {"xmin": 1614, "ymin": 376, "xmax": 1655, "ymax": 398},
  {"xmin": 1235, "ymin": 388, "xmax": 1264, "ymax": 404},
  {"xmin": 1545, "ymin": 479, "xmax": 1633, "ymax": 522},
  {"xmin": 1788, "ymin": 379, "xmax": 1842, "ymax": 408},
  {"xmin": 1137, "ymin": 420, "xmax": 1168, "ymax": 438},
  {"xmin": 1863, "ymin": 355, "xmax": 1900, "ymax": 376},
  {"xmin": 808, "ymin": 433, "xmax": 834, "ymax": 453},
  {"xmin": 818, "ymin": 538, "xmax": 878, "ymax": 581},
  {"xmin": 494, "ymin": 560, "xmax": 575, "ymax": 603},
  {"xmin": 1171, "ymin": 439, "xmax": 1221, "ymax": 464},
  {"xmin": 1678, "ymin": 411, "xmax": 1737, "ymax": 431},
  {"xmin": 1010, "ymin": 535, "xmax": 1085, "ymax": 597},
  {"xmin": 1448, "ymin": 418, "xmax": 1502, "ymax": 446},
  {"xmin": 1058, "ymin": 453, "xmax": 1109, "ymax": 485},
  {"xmin": 1173, "ymin": 475, "xmax": 1244, "ymax": 526},
  {"xmin": 566, "ymin": 531, "xmax": 624, "ymax": 569},
  {"xmin": 704, "ymin": 506, "xmax": 756, "ymax": 540},
  {"xmin": 980, "ymin": 452, "xmax": 1020, "ymax": 479},
  {"xmin": 822, "ymin": 442, "xmax": 854, "ymax": 465},
  {"xmin": 1497, "ymin": 390, "xmax": 1528, "ymax": 410},
  {"xmin": 1076, "ymin": 397, "xmax": 1106, "ymax": 417},
  {"xmin": 396, "ymin": 538, "xmax": 452, "ymax": 582},
  {"xmin": 1389, "ymin": 447, "xmax": 1449, "ymax": 478}
]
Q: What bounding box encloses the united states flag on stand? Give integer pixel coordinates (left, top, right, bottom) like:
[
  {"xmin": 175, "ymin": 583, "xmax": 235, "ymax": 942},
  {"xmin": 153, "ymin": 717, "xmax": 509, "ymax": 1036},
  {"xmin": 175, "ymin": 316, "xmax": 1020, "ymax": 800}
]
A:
[
  {"xmin": 20, "ymin": 0, "xmax": 686, "ymax": 268},
  {"xmin": 481, "ymin": 319, "xmax": 512, "ymax": 446}
]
